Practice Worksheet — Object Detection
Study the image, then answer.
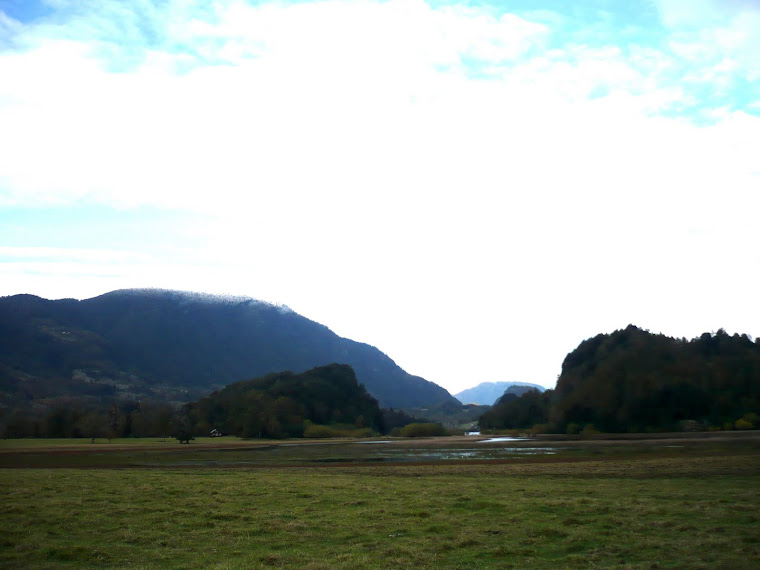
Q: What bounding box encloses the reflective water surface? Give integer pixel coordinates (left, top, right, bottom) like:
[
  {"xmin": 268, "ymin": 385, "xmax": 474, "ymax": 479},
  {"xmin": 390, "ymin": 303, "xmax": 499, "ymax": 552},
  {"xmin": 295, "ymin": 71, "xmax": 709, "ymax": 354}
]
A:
[{"xmin": 138, "ymin": 438, "xmax": 562, "ymax": 466}]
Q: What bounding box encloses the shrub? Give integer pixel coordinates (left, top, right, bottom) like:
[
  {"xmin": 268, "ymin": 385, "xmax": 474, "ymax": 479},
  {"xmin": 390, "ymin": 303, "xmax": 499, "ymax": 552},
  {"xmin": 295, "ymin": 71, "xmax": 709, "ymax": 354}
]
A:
[
  {"xmin": 581, "ymin": 424, "xmax": 601, "ymax": 436},
  {"xmin": 734, "ymin": 418, "xmax": 753, "ymax": 430},
  {"xmin": 175, "ymin": 428, "xmax": 194, "ymax": 444},
  {"xmin": 303, "ymin": 421, "xmax": 376, "ymax": 438},
  {"xmin": 399, "ymin": 422, "xmax": 447, "ymax": 438},
  {"xmin": 741, "ymin": 413, "xmax": 758, "ymax": 427},
  {"xmin": 303, "ymin": 423, "xmax": 339, "ymax": 438},
  {"xmin": 678, "ymin": 420, "xmax": 701, "ymax": 432}
]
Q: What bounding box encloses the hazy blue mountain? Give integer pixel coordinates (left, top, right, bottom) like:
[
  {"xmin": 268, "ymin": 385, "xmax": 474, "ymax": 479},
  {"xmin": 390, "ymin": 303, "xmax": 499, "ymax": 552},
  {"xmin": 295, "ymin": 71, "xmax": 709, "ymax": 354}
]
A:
[
  {"xmin": 455, "ymin": 381, "xmax": 546, "ymax": 405},
  {"xmin": 0, "ymin": 289, "xmax": 458, "ymax": 410}
]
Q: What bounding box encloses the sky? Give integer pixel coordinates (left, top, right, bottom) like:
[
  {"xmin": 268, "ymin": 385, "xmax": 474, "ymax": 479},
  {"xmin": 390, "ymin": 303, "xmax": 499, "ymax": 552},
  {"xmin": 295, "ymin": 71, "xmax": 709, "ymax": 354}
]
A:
[{"xmin": 1, "ymin": 0, "xmax": 758, "ymax": 396}]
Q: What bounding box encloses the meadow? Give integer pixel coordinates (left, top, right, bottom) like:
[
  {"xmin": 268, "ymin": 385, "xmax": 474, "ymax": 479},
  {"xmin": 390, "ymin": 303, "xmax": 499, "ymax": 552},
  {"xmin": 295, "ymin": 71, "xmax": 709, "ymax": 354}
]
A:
[{"xmin": 1, "ymin": 435, "xmax": 759, "ymax": 568}]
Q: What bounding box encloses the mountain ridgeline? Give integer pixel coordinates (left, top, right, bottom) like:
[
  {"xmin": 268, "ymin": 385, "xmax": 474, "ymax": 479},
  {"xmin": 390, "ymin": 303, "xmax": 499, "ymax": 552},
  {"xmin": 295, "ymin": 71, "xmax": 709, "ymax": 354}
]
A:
[
  {"xmin": 455, "ymin": 381, "xmax": 545, "ymax": 405},
  {"xmin": 4, "ymin": 289, "xmax": 758, "ymax": 438},
  {"xmin": 480, "ymin": 326, "xmax": 760, "ymax": 433},
  {"xmin": 0, "ymin": 289, "xmax": 457, "ymax": 412}
]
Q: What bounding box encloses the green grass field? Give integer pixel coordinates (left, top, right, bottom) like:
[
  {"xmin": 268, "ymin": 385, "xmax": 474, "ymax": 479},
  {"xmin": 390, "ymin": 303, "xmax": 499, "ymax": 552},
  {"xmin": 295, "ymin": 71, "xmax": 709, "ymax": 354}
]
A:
[{"xmin": 1, "ymin": 437, "xmax": 759, "ymax": 568}]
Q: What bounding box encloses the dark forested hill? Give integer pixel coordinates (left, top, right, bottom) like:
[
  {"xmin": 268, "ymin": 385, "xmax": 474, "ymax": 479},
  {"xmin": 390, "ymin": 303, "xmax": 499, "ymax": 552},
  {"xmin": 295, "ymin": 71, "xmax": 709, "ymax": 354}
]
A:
[
  {"xmin": 479, "ymin": 326, "xmax": 760, "ymax": 433},
  {"xmin": 455, "ymin": 381, "xmax": 545, "ymax": 405},
  {"xmin": 478, "ymin": 387, "xmax": 554, "ymax": 431},
  {"xmin": 551, "ymin": 325, "xmax": 760, "ymax": 432},
  {"xmin": 0, "ymin": 289, "xmax": 457, "ymax": 411},
  {"xmin": 184, "ymin": 363, "xmax": 384, "ymax": 438}
]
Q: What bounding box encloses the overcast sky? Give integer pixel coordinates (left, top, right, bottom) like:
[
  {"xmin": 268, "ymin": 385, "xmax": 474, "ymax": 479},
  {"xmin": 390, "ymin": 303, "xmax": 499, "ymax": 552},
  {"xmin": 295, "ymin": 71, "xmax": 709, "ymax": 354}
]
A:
[{"xmin": 1, "ymin": 0, "xmax": 758, "ymax": 395}]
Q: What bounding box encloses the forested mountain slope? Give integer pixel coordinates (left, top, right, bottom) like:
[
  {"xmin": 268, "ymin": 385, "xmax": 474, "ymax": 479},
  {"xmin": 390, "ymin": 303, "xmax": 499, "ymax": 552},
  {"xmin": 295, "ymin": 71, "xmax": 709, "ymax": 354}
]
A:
[{"xmin": 0, "ymin": 289, "xmax": 457, "ymax": 411}]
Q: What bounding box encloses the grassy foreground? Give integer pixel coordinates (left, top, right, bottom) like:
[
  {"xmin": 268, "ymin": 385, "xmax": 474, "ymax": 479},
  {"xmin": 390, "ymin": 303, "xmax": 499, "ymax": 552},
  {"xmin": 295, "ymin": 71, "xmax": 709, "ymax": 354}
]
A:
[{"xmin": 1, "ymin": 441, "xmax": 759, "ymax": 568}]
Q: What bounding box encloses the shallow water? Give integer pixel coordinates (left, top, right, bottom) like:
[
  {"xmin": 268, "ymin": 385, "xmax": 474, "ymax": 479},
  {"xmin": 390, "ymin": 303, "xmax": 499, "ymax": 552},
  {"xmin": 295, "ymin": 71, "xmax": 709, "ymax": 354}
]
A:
[
  {"xmin": 139, "ymin": 439, "xmax": 560, "ymax": 467},
  {"xmin": 372, "ymin": 447, "xmax": 557, "ymax": 462}
]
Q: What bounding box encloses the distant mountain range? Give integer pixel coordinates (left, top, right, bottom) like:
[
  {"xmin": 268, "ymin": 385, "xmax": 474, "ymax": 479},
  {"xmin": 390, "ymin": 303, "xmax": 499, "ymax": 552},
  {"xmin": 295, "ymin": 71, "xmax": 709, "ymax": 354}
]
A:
[
  {"xmin": 0, "ymin": 289, "xmax": 458, "ymax": 411},
  {"xmin": 455, "ymin": 381, "xmax": 546, "ymax": 405}
]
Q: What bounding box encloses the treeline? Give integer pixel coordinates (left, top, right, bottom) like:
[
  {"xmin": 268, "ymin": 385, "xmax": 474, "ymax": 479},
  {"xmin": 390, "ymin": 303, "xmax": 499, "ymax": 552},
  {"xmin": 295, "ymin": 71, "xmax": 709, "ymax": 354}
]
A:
[
  {"xmin": 479, "ymin": 389, "xmax": 554, "ymax": 432},
  {"xmin": 480, "ymin": 326, "xmax": 760, "ymax": 433},
  {"xmin": 2, "ymin": 401, "xmax": 174, "ymax": 441},
  {"xmin": 1, "ymin": 365, "xmax": 429, "ymax": 440},
  {"xmin": 183, "ymin": 364, "xmax": 385, "ymax": 438}
]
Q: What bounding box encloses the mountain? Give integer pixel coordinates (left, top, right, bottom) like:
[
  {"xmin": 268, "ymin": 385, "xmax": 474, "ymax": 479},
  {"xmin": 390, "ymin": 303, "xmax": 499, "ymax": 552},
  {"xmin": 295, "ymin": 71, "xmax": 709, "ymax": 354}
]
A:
[
  {"xmin": 455, "ymin": 381, "xmax": 546, "ymax": 405},
  {"xmin": 0, "ymin": 289, "xmax": 458, "ymax": 411}
]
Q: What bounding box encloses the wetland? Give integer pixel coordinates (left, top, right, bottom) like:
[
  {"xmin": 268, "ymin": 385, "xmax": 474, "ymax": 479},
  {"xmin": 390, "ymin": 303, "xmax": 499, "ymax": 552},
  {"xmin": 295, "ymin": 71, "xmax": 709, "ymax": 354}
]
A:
[{"xmin": 1, "ymin": 433, "xmax": 759, "ymax": 568}]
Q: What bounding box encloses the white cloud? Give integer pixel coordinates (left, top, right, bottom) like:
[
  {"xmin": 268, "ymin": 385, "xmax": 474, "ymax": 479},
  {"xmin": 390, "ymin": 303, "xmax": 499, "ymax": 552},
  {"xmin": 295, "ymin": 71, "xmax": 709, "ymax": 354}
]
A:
[
  {"xmin": 1, "ymin": 1, "xmax": 758, "ymax": 393},
  {"xmin": 654, "ymin": 0, "xmax": 758, "ymax": 28},
  {"xmin": 0, "ymin": 246, "xmax": 148, "ymax": 263},
  {"xmin": 0, "ymin": 2, "xmax": 549, "ymax": 218},
  {"xmin": 657, "ymin": 0, "xmax": 760, "ymax": 88},
  {"xmin": 2, "ymin": 1, "xmax": 755, "ymax": 213}
]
